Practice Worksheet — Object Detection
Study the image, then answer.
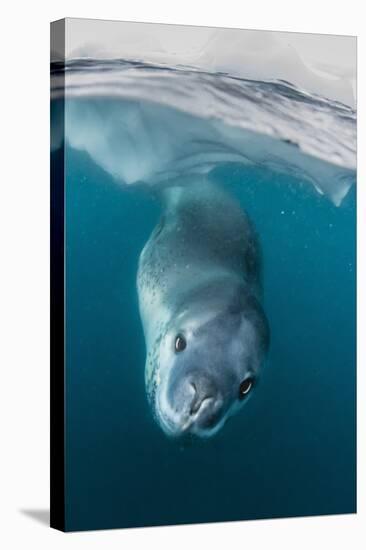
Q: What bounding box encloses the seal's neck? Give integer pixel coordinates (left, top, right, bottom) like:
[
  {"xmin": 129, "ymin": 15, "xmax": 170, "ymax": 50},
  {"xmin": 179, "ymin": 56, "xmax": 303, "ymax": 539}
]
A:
[{"xmin": 159, "ymin": 177, "xmax": 221, "ymax": 211}]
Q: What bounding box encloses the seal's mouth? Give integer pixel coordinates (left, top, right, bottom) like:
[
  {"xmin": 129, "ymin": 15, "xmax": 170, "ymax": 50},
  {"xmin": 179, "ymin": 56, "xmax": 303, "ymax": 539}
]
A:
[
  {"xmin": 181, "ymin": 396, "xmax": 215, "ymax": 432},
  {"xmin": 156, "ymin": 391, "xmax": 227, "ymax": 438}
]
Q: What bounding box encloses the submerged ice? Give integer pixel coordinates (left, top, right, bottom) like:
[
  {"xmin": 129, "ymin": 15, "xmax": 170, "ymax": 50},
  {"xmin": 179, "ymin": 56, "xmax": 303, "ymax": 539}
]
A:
[{"xmin": 52, "ymin": 59, "xmax": 356, "ymax": 205}]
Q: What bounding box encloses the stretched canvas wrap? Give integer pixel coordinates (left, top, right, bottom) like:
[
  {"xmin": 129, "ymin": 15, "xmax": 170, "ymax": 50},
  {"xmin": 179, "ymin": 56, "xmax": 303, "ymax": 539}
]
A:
[{"xmin": 50, "ymin": 18, "xmax": 357, "ymax": 532}]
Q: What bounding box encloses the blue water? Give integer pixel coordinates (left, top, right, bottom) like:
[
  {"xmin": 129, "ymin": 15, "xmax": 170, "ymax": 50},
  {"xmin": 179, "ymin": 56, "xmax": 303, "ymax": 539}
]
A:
[{"xmin": 63, "ymin": 141, "xmax": 356, "ymax": 531}]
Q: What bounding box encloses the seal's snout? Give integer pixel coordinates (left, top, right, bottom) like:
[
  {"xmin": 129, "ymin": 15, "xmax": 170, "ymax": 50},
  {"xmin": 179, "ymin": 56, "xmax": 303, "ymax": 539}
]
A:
[
  {"xmin": 167, "ymin": 374, "xmax": 225, "ymax": 436},
  {"xmin": 187, "ymin": 380, "xmax": 216, "ymax": 418},
  {"xmin": 189, "ymin": 381, "xmax": 212, "ymax": 415}
]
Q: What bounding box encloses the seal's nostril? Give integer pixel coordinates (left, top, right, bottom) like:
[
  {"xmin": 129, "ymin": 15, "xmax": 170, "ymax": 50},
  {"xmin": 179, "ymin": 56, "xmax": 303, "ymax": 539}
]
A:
[
  {"xmin": 190, "ymin": 397, "xmax": 200, "ymax": 415},
  {"xmin": 186, "ymin": 378, "xmax": 217, "ymax": 417},
  {"xmin": 189, "ymin": 384, "xmax": 200, "ymax": 415}
]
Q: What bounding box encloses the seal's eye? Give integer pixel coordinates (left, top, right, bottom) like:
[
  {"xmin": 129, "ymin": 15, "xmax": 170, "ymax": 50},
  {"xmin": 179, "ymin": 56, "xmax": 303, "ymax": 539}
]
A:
[
  {"xmin": 175, "ymin": 334, "xmax": 186, "ymax": 352},
  {"xmin": 238, "ymin": 377, "xmax": 254, "ymax": 400}
]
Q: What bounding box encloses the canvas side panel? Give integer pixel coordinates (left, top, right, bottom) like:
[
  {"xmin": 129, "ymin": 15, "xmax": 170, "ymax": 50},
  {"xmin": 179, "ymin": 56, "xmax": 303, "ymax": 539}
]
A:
[{"xmin": 50, "ymin": 18, "xmax": 66, "ymax": 532}]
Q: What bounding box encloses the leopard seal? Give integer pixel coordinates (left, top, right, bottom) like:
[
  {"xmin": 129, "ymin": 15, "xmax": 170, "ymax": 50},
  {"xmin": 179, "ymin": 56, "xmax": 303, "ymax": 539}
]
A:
[{"xmin": 137, "ymin": 180, "xmax": 269, "ymax": 437}]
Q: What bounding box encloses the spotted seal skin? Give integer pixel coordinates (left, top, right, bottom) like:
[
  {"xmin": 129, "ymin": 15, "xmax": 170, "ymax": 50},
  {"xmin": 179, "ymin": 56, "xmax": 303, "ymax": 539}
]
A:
[{"xmin": 137, "ymin": 180, "xmax": 269, "ymax": 437}]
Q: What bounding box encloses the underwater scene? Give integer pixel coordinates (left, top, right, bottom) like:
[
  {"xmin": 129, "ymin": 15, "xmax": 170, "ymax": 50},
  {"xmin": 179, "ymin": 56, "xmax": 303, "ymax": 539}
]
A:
[{"xmin": 51, "ymin": 25, "xmax": 356, "ymax": 531}]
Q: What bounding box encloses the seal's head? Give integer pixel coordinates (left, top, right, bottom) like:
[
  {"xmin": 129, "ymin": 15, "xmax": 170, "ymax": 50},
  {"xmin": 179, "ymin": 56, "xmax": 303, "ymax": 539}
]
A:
[{"xmin": 148, "ymin": 290, "xmax": 269, "ymax": 438}]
